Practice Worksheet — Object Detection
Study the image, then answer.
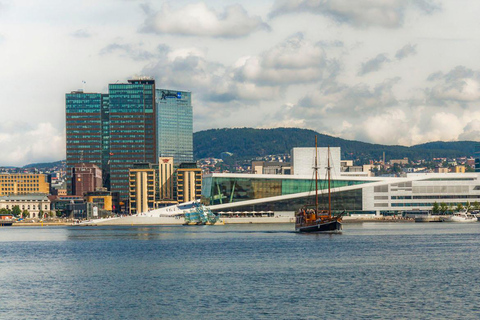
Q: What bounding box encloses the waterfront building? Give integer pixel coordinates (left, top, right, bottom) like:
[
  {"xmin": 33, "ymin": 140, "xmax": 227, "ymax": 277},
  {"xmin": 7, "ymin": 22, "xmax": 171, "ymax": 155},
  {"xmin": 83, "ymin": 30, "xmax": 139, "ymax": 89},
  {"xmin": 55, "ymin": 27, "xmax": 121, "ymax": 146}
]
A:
[
  {"xmin": 128, "ymin": 163, "xmax": 158, "ymax": 215},
  {"xmin": 0, "ymin": 194, "xmax": 50, "ymax": 218},
  {"xmin": 65, "ymin": 91, "xmax": 105, "ymax": 193},
  {"xmin": 202, "ymin": 172, "xmax": 480, "ymax": 215},
  {"xmin": 176, "ymin": 163, "xmax": 202, "ymax": 203},
  {"xmin": 158, "ymin": 157, "xmax": 175, "ymax": 203},
  {"xmin": 85, "ymin": 190, "xmax": 115, "ymax": 212},
  {"xmin": 0, "ymin": 174, "xmax": 49, "ymax": 196},
  {"xmin": 66, "ymin": 78, "xmax": 157, "ymax": 204},
  {"xmin": 109, "ymin": 79, "xmax": 157, "ymax": 200},
  {"xmin": 71, "ymin": 164, "xmax": 102, "ymax": 196},
  {"xmin": 156, "ymin": 89, "xmax": 193, "ymax": 164}
]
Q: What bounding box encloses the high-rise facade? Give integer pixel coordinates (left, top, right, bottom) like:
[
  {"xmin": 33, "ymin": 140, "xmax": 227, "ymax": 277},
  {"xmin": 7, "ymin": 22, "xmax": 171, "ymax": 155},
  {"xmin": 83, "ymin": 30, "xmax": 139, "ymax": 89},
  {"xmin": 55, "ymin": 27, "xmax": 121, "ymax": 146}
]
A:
[
  {"xmin": 65, "ymin": 91, "xmax": 105, "ymax": 193},
  {"xmin": 108, "ymin": 79, "xmax": 157, "ymax": 199},
  {"xmin": 66, "ymin": 80, "xmax": 195, "ymax": 206},
  {"xmin": 156, "ymin": 89, "xmax": 193, "ymax": 164}
]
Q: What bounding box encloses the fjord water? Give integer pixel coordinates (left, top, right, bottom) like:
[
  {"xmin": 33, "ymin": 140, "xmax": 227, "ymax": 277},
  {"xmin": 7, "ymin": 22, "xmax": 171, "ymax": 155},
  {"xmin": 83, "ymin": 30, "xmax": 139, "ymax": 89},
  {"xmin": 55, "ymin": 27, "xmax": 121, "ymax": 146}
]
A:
[{"xmin": 1, "ymin": 223, "xmax": 480, "ymax": 319}]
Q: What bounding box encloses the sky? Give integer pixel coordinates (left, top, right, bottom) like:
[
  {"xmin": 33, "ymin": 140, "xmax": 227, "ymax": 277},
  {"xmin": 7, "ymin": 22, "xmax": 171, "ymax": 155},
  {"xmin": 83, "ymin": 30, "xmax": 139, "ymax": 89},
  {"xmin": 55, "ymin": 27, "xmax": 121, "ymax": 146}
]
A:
[{"xmin": 1, "ymin": 0, "xmax": 480, "ymax": 166}]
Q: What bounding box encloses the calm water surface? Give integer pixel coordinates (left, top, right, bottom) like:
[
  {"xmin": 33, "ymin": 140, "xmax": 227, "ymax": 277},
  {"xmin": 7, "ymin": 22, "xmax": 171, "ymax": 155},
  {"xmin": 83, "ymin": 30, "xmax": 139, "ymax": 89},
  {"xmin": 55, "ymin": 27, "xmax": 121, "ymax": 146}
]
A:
[{"xmin": 1, "ymin": 223, "xmax": 480, "ymax": 319}]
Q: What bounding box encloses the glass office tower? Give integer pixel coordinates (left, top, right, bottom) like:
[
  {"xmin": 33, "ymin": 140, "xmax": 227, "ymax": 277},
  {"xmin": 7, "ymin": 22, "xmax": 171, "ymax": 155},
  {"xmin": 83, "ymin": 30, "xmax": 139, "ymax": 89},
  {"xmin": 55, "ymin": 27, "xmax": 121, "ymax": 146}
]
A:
[
  {"xmin": 108, "ymin": 79, "xmax": 157, "ymax": 200},
  {"xmin": 65, "ymin": 91, "xmax": 104, "ymax": 194},
  {"xmin": 156, "ymin": 89, "xmax": 193, "ymax": 164}
]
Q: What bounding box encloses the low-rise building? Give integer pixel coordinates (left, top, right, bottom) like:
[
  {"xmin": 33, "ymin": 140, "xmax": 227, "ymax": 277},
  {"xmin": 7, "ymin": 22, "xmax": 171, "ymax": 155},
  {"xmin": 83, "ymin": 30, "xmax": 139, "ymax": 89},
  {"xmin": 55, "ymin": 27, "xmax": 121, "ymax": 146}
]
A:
[
  {"xmin": 0, "ymin": 174, "xmax": 49, "ymax": 196},
  {"xmin": 0, "ymin": 194, "xmax": 50, "ymax": 218}
]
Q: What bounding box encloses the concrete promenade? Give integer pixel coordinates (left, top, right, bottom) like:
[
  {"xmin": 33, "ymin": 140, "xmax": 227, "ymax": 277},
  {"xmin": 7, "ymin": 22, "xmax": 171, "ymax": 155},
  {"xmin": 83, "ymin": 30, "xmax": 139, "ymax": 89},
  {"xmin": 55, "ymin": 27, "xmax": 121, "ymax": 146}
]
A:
[{"xmin": 9, "ymin": 215, "xmax": 415, "ymax": 226}]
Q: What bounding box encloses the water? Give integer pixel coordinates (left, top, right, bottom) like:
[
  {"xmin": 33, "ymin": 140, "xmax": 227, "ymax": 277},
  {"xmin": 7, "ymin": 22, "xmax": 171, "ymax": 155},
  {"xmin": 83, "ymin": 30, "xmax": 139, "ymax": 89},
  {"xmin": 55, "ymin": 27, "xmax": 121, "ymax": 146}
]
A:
[{"xmin": 1, "ymin": 223, "xmax": 480, "ymax": 319}]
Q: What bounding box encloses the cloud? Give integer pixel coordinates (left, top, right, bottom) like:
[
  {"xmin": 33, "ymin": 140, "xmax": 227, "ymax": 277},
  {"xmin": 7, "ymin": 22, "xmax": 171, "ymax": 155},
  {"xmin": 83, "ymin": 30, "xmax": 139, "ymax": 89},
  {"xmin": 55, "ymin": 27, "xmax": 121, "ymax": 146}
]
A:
[
  {"xmin": 142, "ymin": 34, "xmax": 335, "ymax": 105},
  {"xmin": 265, "ymin": 78, "xmax": 402, "ymax": 142},
  {"xmin": 358, "ymin": 53, "xmax": 390, "ymax": 76},
  {"xmin": 100, "ymin": 43, "xmax": 156, "ymax": 61},
  {"xmin": 233, "ymin": 33, "xmax": 337, "ymax": 85},
  {"xmin": 427, "ymin": 66, "xmax": 480, "ymax": 103},
  {"xmin": 458, "ymin": 120, "xmax": 480, "ymax": 141},
  {"xmin": 395, "ymin": 43, "xmax": 417, "ymax": 60},
  {"xmin": 269, "ymin": 0, "xmax": 441, "ymax": 28},
  {"xmin": 71, "ymin": 29, "xmax": 92, "ymax": 38},
  {"xmin": 141, "ymin": 2, "xmax": 269, "ymax": 38},
  {"xmin": 142, "ymin": 45, "xmax": 281, "ymax": 105},
  {"xmin": 0, "ymin": 122, "xmax": 65, "ymax": 167}
]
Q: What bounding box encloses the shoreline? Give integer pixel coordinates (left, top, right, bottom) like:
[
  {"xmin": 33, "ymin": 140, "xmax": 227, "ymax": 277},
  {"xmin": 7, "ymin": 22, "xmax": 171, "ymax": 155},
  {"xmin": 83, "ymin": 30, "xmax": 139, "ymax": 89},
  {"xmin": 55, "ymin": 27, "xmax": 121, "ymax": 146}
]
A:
[{"xmin": 8, "ymin": 217, "xmax": 416, "ymax": 227}]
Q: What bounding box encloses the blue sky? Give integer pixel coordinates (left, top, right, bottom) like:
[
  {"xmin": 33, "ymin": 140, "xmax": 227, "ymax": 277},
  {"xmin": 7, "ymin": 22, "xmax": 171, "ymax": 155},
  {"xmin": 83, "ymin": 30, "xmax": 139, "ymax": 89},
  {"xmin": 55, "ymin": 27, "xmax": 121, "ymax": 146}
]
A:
[{"xmin": 1, "ymin": 0, "xmax": 480, "ymax": 166}]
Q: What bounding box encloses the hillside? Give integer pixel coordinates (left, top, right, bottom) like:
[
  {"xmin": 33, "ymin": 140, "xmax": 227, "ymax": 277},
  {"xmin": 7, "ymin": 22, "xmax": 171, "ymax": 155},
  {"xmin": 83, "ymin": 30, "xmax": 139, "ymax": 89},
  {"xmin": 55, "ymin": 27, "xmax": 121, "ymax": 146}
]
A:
[{"xmin": 193, "ymin": 128, "xmax": 477, "ymax": 162}]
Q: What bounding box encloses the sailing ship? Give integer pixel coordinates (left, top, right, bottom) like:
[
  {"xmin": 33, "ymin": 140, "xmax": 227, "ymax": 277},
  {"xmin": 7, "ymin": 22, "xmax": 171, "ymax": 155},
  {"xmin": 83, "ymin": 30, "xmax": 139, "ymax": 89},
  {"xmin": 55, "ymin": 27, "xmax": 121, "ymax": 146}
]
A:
[{"xmin": 295, "ymin": 137, "xmax": 343, "ymax": 233}]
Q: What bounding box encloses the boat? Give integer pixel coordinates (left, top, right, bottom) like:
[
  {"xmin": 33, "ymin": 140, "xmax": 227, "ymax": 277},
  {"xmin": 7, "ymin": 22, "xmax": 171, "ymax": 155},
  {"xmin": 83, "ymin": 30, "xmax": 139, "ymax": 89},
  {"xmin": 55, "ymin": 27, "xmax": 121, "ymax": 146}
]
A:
[
  {"xmin": 295, "ymin": 137, "xmax": 343, "ymax": 233},
  {"xmin": 183, "ymin": 202, "xmax": 219, "ymax": 225},
  {"xmin": 445, "ymin": 211, "xmax": 477, "ymax": 223},
  {"xmin": 0, "ymin": 219, "xmax": 14, "ymax": 226}
]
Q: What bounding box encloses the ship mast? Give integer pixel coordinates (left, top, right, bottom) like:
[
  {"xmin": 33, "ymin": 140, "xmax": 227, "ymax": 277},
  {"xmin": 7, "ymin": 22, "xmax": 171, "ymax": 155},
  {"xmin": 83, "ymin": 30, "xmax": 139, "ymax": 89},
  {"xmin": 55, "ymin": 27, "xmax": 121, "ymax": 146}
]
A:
[
  {"xmin": 328, "ymin": 146, "xmax": 331, "ymax": 218},
  {"xmin": 315, "ymin": 136, "xmax": 318, "ymax": 220}
]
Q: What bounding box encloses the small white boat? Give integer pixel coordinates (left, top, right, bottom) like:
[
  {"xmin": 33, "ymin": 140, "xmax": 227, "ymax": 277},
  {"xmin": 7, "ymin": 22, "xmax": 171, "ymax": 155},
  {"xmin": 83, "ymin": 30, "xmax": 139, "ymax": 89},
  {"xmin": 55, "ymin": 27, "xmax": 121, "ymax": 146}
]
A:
[{"xmin": 446, "ymin": 211, "xmax": 477, "ymax": 223}]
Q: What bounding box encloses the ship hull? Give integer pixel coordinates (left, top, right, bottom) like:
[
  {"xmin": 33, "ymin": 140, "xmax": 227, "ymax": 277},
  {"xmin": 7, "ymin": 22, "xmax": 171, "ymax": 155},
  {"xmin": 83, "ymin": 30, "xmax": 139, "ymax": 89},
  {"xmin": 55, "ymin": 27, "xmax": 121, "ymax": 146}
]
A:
[
  {"xmin": 0, "ymin": 220, "xmax": 14, "ymax": 226},
  {"xmin": 296, "ymin": 220, "xmax": 342, "ymax": 233}
]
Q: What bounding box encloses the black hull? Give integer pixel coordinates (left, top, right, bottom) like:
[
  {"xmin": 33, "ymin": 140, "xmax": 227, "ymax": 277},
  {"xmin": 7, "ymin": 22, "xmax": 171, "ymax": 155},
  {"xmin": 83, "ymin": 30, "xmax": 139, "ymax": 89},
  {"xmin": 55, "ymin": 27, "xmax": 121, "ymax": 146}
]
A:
[
  {"xmin": 0, "ymin": 221, "xmax": 14, "ymax": 226},
  {"xmin": 296, "ymin": 220, "xmax": 342, "ymax": 233}
]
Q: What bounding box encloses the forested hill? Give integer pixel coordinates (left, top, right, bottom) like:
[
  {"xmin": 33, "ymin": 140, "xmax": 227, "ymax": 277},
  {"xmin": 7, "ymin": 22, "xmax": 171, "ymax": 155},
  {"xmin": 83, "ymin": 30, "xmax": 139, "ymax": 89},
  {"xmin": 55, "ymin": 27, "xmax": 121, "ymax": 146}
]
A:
[{"xmin": 193, "ymin": 128, "xmax": 477, "ymax": 162}]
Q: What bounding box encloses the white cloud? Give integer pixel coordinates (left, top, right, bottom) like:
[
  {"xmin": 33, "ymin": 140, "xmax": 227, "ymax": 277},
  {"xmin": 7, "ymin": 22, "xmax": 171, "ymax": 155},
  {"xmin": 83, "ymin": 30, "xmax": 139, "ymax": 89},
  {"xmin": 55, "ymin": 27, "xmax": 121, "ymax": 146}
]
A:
[
  {"xmin": 233, "ymin": 33, "xmax": 335, "ymax": 85},
  {"xmin": 427, "ymin": 66, "xmax": 480, "ymax": 103},
  {"xmin": 459, "ymin": 120, "xmax": 480, "ymax": 141},
  {"xmin": 142, "ymin": 2, "xmax": 269, "ymax": 38},
  {"xmin": 0, "ymin": 122, "xmax": 65, "ymax": 167}
]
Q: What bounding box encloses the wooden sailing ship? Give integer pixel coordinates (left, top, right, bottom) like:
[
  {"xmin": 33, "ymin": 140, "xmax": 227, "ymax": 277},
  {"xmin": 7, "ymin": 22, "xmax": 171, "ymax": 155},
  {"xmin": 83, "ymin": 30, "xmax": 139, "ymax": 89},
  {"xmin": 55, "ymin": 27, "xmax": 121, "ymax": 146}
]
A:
[{"xmin": 295, "ymin": 136, "xmax": 343, "ymax": 233}]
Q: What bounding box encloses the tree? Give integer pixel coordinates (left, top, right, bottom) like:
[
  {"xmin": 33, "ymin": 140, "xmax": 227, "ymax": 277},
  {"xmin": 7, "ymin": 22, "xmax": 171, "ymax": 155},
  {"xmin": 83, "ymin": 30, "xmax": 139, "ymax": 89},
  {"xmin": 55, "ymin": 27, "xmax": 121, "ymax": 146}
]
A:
[
  {"xmin": 0, "ymin": 208, "xmax": 11, "ymax": 215},
  {"xmin": 456, "ymin": 203, "xmax": 464, "ymax": 212},
  {"xmin": 473, "ymin": 201, "xmax": 480, "ymax": 211},
  {"xmin": 11, "ymin": 205, "xmax": 21, "ymax": 217},
  {"xmin": 440, "ymin": 202, "xmax": 449, "ymax": 215},
  {"xmin": 22, "ymin": 210, "xmax": 29, "ymax": 219},
  {"xmin": 432, "ymin": 202, "xmax": 440, "ymax": 214},
  {"xmin": 465, "ymin": 201, "xmax": 472, "ymax": 212}
]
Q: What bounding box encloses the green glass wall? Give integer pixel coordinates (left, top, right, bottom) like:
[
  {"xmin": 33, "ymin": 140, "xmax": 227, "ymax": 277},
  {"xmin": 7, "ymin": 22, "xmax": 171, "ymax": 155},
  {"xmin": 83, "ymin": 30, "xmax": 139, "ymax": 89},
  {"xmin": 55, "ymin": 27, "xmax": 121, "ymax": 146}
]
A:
[
  {"xmin": 203, "ymin": 176, "xmax": 373, "ymax": 207},
  {"xmin": 108, "ymin": 80, "xmax": 156, "ymax": 200}
]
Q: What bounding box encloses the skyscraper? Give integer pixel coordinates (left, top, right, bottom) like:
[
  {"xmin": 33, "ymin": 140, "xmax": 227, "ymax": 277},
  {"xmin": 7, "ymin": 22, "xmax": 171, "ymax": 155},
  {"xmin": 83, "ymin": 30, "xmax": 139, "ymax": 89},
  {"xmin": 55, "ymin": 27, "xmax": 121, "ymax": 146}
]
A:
[
  {"xmin": 65, "ymin": 91, "xmax": 105, "ymax": 193},
  {"xmin": 66, "ymin": 79, "xmax": 195, "ymax": 207},
  {"xmin": 156, "ymin": 89, "xmax": 193, "ymax": 164},
  {"xmin": 108, "ymin": 79, "xmax": 157, "ymax": 200}
]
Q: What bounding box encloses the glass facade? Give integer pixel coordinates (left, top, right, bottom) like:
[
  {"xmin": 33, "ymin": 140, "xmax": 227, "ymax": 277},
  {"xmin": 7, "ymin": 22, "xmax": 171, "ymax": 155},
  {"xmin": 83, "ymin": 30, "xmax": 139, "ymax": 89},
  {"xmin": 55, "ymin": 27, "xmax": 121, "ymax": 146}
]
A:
[
  {"xmin": 219, "ymin": 190, "xmax": 363, "ymax": 213},
  {"xmin": 66, "ymin": 80, "xmax": 157, "ymax": 201},
  {"xmin": 108, "ymin": 80, "xmax": 156, "ymax": 200},
  {"xmin": 203, "ymin": 176, "xmax": 371, "ymax": 211},
  {"xmin": 156, "ymin": 89, "xmax": 193, "ymax": 164},
  {"xmin": 65, "ymin": 92, "xmax": 104, "ymax": 193}
]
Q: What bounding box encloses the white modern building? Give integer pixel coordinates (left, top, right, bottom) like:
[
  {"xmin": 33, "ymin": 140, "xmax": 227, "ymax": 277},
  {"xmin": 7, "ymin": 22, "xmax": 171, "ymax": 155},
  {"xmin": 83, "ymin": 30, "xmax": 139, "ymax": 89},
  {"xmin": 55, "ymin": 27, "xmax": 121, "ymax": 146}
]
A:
[{"xmin": 202, "ymin": 172, "xmax": 480, "ymax": 215}]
